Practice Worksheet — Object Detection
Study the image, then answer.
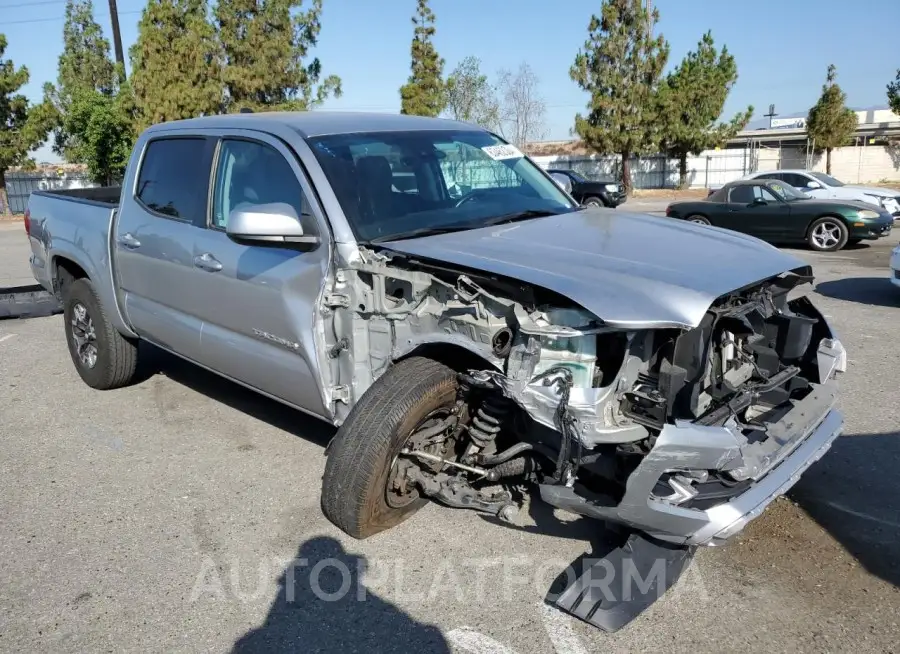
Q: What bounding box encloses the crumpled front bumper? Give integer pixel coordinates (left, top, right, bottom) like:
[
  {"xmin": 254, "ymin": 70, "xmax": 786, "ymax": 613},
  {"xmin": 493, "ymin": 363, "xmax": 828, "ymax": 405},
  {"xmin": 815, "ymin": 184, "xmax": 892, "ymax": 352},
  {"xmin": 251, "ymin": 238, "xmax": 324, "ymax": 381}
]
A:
[{"xmin": 541, "ymin": 339, "xmax": 846, "ymax": 547}]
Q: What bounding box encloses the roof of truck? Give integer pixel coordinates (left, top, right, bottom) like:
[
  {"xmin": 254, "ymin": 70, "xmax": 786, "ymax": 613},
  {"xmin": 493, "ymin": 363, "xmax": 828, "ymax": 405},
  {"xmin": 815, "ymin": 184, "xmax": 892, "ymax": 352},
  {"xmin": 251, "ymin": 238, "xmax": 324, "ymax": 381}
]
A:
[{"xmin": 145, "ymin": 111, "xmax": 480, "ymax": 138}]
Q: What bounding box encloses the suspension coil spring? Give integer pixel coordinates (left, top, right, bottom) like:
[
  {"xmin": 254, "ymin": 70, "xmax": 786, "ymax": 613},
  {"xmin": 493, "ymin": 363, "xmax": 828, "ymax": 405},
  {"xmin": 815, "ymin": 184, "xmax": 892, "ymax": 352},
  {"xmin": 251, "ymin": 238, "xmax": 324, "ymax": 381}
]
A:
[{"xmin": 469, "ymin": 396, "xmax": 512, "ymax": 448}]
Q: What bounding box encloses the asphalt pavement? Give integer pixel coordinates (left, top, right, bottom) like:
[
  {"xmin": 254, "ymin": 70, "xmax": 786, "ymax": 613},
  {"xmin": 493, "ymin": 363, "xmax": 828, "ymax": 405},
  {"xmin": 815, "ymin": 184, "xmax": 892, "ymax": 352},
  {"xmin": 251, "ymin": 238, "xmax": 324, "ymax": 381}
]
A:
[{"xmin": 1, "ymin": 220, "xmax": 899, "ymax": 653}]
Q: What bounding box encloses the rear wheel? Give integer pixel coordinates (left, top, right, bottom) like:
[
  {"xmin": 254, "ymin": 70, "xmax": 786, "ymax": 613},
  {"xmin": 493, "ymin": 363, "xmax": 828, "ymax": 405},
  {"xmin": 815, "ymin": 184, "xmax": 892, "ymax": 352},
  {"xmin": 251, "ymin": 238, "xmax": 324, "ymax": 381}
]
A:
[
  {"xmin": 63, "ymin": 278, "xmax": 139, "ymax": 389},
  {"xmin": 808, "ymin": 217, "xmax": 848, "ymax": 252},
  {"xmin": 687, "ymin": 214, "xmax": 710, "ymax": 225},
  {"xmin": 321, "ymin": 357, "xmax": 460, "ymax": 539}
]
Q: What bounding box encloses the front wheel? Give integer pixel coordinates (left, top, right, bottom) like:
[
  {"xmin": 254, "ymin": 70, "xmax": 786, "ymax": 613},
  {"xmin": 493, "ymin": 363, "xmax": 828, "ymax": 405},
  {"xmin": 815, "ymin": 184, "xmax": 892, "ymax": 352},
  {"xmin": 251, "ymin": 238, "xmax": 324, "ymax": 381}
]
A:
[
  {"xmin": 808, "ymin": 217, "xmax": 848, "ymax": 252},
  {"xmin": 321, "ymin": 357, "xmax": 460, "ymax": 539},
  {"xmin": 63, "ymin": 278, "xmax": 139, "ymax": 389},
  {"xmin": 583, "ymin": 196, "xmax": 605, "ymax": 208}
]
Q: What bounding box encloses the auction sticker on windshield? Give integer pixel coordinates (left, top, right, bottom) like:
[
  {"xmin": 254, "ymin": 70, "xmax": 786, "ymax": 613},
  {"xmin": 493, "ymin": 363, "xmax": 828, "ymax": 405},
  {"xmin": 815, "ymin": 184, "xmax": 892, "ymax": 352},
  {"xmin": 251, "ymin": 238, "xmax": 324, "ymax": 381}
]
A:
[{"xmin": 482, "ymin": 144, "xmax": 523, "ymax": 161}]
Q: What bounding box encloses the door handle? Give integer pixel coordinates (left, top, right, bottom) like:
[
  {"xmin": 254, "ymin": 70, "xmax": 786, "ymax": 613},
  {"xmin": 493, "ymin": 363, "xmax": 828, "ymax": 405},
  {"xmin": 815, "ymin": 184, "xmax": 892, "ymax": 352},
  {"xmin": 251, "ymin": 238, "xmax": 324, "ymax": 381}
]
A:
[
  {"xmin": 193, "ymin": 253, "xmax": 223, "ymax": 272},
  {"xmin": 118, "ymin": 233, "xmax": 141, "ymax": 249}
]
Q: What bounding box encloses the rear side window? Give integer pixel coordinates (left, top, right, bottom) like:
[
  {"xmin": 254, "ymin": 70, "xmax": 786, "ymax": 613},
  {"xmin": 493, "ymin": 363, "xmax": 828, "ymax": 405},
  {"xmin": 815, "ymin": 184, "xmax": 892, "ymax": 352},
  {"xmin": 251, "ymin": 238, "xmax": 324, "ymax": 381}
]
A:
[{"xmin": 136, "ymin": 138, "xmax": 212, "ymax": 223}]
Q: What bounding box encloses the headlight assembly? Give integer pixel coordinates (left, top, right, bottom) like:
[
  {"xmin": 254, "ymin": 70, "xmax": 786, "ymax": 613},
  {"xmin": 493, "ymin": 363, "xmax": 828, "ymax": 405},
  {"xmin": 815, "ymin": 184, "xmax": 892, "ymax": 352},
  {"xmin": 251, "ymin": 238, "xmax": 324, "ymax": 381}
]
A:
[{"xmin": 857, "ymin": 209, "xmax": 881, "ymax": 219}]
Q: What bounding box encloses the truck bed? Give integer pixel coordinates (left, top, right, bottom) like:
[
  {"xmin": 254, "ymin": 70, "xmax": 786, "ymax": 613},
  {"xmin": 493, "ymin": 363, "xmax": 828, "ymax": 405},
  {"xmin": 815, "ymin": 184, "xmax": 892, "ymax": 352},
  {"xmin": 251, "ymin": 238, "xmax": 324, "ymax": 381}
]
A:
[
  {"xmin": 26, "ymin": 186, "xmax": 127, "ymax": 337},
  {"xmin": 36, "ymin": 186, "xmax": 122, "ymax": 207}
]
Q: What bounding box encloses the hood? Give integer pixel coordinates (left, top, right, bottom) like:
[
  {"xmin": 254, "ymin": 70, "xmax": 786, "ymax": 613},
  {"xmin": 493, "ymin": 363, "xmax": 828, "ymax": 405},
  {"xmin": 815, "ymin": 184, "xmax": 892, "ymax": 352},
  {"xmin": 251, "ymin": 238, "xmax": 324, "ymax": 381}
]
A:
[
  {"xmin": 381, "ymin": 208, "xmax": 808, "ymax": 329},
  {"xmin": 844, "ymin": 185, "xmax": 900, "ymax": 197},
  {"xmin": 800, "ymin": 198, "xmax": 893, "ymax": 215}
]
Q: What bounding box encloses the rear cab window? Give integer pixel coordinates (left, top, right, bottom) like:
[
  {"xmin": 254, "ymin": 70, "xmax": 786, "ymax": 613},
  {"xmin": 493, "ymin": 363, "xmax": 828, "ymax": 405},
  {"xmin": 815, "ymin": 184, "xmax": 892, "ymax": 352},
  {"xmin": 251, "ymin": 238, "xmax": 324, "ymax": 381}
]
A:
[{"xmin": 135, "ymin": 137, "xmax": 215, "ymax": 226}]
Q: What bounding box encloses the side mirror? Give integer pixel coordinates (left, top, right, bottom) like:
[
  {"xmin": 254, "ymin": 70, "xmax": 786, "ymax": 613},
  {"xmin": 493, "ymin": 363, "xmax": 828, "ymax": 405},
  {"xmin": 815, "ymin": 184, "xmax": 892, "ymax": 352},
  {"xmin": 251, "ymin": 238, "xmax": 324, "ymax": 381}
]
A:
[
  {"xmin": 550, "ymin": 173, "xmax": 573, "ymax": 193},
  {"xmin": 805, "ymin": 180, "xmax": 821, "ymax": 190},
  {"xmin": 226, "ymin": 202, "xmax": 319, "ymax": 246},
  {"xmin": 750, "ymin": 197, "xmax": 768, "ymax": 206}
]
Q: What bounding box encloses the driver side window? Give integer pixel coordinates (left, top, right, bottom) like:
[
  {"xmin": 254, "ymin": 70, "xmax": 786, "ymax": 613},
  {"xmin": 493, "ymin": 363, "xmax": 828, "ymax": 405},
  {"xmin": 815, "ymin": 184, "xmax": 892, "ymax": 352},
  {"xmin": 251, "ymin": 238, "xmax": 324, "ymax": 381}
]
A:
[
  {"xmin": 212, "ymin": 139, "xmax": 312, "ymax": 231},
  {"xmin": 754, "ymin": 186, "xmax": 779, "ymax": 202}
]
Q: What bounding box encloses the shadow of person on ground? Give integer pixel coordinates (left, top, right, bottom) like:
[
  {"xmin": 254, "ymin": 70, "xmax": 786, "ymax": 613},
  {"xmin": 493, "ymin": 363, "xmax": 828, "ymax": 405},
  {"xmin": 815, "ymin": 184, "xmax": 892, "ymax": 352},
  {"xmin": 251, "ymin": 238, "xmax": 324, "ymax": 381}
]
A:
[
  {"xmin": 139, "ymin": 345, "xmax": 336, "ymax": 447},
  {"xmin": 231, "ymin": 536, "xmax": 450, "ymax": 654},
  {"xmin": 815, "ymin": 277, "xmax": 900, "ymax": 308},
  {"xmin": 789, "ymin": 431, "xmax": 900, "ymax": 588}
]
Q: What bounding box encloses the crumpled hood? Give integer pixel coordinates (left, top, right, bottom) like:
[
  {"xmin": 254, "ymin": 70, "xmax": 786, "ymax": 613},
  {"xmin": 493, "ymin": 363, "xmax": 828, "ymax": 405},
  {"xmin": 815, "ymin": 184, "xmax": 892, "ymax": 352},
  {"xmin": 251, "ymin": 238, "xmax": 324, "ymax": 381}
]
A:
[{"xmin": 381, "ymin": 208, "xmax": 809, "ymax": 329}]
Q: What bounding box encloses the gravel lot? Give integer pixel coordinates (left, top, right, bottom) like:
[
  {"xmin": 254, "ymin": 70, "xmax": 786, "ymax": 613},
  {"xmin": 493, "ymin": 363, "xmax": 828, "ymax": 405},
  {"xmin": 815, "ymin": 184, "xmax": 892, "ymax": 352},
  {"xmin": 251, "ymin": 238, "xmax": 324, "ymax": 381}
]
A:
[{"xmin": 1, "ymin": 221, "xmax": 899, "ymax": 653}]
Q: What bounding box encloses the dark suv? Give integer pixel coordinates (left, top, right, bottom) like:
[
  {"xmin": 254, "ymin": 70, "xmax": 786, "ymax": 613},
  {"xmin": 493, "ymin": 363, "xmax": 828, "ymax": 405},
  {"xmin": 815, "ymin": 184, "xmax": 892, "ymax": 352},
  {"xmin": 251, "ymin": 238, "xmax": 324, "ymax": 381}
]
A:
[{"xmin": 547, "ymin": 168, "xmax": 626, "ymax": 208}]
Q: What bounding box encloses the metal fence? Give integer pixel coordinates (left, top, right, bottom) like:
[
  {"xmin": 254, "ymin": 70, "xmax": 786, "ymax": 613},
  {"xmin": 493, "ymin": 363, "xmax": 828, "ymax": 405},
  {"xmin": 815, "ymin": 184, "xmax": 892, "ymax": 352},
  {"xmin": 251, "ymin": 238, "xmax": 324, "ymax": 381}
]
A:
[
  {"xmin": 530, "ymin": 149, "xmax": 754, "ymax": 189},
  {"xmin": 4, "ymin": 171, "xmax": 96, "ymax": 214}
]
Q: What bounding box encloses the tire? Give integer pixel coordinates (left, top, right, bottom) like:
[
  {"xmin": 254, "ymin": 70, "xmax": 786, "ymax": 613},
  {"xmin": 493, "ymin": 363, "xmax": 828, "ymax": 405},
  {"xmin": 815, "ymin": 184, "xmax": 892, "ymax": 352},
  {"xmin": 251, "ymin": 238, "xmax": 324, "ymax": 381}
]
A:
[
  {"xmin": 63, "ymin": 278, "xmax": 139, "ymax": 390},
  {"xmin": 807, "ymin": 216, "xmax": 848, "ymax": 252},
  {"xmin": 687, "ymin": 214, "xmax": 711, "ymax": 225},
  {"xmin": 321, "ymin": 357, "xmax": 459, "ymax": 539},
  {"xmin": 583, "ymin": 196, "xmax": 605, "ymax": 208},
  {"xmin": 0, "ymin": 284, "xmax": 62, "ymax": 320}
]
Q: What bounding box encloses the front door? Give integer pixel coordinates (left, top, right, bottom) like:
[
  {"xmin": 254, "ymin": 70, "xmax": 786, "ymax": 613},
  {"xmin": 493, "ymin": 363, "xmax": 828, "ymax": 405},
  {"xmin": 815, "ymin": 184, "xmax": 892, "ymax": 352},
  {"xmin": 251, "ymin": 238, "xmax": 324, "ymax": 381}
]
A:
[
  {"xmin": 722, "ymin": 184, "xmax": 789, "ymax": 241},
  {"xmin": 190, "ymin": 135, "xmax": 331, "ymax": 417},
  {"xmin": 115, "ymin": 136, "xmax": 216, "ymax": 361}
]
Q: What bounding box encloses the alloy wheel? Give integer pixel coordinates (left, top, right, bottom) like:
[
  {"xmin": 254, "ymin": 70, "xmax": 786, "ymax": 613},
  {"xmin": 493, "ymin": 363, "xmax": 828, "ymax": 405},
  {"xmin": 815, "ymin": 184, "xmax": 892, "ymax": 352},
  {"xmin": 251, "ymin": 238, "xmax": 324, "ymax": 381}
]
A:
[
  {"xmin": 70, "ymin": 302, "xmax": 98, "ymax": 369},
  {"xmin": 811, "ymin": 220, "xmax": 842, "ymax": 250}
]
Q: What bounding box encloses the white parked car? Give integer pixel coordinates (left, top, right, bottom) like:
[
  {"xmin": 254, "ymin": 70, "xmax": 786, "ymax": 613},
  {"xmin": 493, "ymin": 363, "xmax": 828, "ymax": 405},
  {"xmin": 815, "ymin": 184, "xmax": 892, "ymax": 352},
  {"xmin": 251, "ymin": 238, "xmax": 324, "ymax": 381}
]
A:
[
  {"xmin": 891, "ymin": 243, "xmax": 900, "ymax": 289},
  {"xmin": 743, "ymin": 170, "xmax": 900, "ymax": 219}
]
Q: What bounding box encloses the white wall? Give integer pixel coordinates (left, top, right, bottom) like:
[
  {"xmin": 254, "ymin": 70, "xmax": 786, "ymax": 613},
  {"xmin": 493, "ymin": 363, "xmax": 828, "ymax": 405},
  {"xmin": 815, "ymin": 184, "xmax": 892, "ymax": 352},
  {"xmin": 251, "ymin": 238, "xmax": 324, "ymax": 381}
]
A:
[
  {"xmin": 532, "ymin": 142, "xmax": 900, "ymax": 188},
  {"xmin": 809, "ymin": 144, "xmax": 900, "ymax": 184}
]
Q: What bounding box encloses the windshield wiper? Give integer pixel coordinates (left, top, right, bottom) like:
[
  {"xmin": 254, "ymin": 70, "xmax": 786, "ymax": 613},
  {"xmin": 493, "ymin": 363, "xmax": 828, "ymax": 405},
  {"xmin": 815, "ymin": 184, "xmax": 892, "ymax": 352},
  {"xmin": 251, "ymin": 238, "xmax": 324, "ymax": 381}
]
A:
[{"xmin": 368, "ymin": 209, "xmax": 561, "ymax": 243}]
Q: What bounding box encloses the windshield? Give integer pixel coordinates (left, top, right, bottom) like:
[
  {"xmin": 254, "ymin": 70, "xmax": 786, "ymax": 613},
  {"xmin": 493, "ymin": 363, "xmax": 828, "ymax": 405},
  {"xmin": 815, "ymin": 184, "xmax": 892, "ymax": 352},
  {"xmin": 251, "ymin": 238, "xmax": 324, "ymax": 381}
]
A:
[
  {"xmin": 810, "ymin": 172, "xmax": 844, "ymax": 187},
  {"xmin": 307, "ymin": 130, "xmax": 577, "ymax": 242},
  {"xmin": 767, "ymin": 181, "xmax": 808, "ymax": 201}
]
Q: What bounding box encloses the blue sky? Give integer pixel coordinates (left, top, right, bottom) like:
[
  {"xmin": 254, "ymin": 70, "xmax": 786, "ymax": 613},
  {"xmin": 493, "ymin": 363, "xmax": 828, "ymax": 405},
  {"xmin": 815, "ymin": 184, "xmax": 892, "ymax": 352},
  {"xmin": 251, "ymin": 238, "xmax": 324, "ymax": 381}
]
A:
[{"xmin": 4, "ymin": 0, "xmax": 899, "ymax": 162}]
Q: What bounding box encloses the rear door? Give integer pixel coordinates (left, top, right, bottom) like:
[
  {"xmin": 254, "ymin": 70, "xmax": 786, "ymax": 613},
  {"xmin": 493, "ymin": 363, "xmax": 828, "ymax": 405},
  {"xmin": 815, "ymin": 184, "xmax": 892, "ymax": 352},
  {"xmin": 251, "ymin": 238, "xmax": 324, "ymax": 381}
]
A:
[
  {"xmin": 115, "ymin": 136, "xmax": 216, "ymax": 360},
  {"xmin": 189, "ymin": 133, "xmax": 331, "ymax": 416}
]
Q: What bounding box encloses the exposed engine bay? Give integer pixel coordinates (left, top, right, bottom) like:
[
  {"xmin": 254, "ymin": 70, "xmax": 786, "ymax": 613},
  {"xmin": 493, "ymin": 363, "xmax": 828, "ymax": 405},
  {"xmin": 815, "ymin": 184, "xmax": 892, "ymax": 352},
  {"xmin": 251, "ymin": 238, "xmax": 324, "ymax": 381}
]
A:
[{"xmin": 323, "ymin": 245, "xmax": 845, "ymax": 545}]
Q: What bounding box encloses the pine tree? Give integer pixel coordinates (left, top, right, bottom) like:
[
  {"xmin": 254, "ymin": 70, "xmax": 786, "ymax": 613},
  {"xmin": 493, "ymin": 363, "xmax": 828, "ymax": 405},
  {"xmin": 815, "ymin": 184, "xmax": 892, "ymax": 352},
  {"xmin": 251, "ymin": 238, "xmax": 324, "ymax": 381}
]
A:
[
  {"xmin": 806, "ymin": 65, "xmax": 858, "ymax": 175},
  {"xmin": 661, "ymin": 32, "xmax": 753, "ymax": 188},
  {"xmin": 399, "ymin": 0, "xmax": 445, "ymax": 117},
  {"xmin": 887, "ymin": 69, "xmax": 900, "ymax": 116},
  {"xmin": 43, "ymin": 0, "xmax": 132, "ymax": 178},
  {"xmin": 0, "ymin": 35, "xmax": 56, "ymax": 214},
  {"xmin": 129, "ymin": 0, "xmax": 223, "ymax": 130},
  {"xmin": 215, "ymin": 0, "xmax": 341, "ymax": 112},
  {"xmin": 569, "ymin": 0, "xmax": 669, "ymax": 194}
]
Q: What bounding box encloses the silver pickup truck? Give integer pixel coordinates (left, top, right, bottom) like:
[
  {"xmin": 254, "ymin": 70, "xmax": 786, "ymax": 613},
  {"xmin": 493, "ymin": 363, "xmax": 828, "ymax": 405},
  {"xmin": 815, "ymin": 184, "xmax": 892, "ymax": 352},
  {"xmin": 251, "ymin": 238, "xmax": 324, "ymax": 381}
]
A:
[{"xmin": 26, "ymin": 112, "xmax": 846, "ymax": 630}]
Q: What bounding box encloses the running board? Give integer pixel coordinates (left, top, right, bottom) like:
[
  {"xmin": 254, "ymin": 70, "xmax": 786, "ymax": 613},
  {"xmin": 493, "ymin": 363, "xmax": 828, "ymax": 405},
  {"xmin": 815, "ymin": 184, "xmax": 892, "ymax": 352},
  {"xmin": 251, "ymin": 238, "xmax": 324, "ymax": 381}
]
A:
[{"xmin": 551, "ymin": 531, "xmax": 696, "ymax": 632}]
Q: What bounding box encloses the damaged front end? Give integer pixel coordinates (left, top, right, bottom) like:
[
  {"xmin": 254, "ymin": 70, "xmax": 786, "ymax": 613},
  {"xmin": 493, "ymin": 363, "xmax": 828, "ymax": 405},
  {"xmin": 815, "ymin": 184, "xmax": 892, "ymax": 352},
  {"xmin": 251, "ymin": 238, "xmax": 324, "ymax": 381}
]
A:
[{"xmin": 323, "ymin": 246, "xmax": 844, "ymax": 548}]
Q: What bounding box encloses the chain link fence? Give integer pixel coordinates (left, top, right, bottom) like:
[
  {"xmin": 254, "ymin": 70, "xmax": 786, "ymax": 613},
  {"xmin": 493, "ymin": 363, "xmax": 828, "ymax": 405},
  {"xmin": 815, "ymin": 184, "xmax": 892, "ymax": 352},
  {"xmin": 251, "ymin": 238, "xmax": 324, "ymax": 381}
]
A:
[{"xmin": 4, "ymin": 171, "xmax": 96, "ymax": 214}]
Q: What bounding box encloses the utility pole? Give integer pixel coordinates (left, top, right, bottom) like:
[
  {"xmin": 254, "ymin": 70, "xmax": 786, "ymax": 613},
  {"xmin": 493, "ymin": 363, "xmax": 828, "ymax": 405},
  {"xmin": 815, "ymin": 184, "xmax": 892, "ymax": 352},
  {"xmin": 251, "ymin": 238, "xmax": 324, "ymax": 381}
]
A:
[
  {"xmin": 645, "ymin": 0, "xmax": 654, "ymax": 40},
  {"xmin": 108, "ymin": 0, "xmax": 126, "ymax": 80}
]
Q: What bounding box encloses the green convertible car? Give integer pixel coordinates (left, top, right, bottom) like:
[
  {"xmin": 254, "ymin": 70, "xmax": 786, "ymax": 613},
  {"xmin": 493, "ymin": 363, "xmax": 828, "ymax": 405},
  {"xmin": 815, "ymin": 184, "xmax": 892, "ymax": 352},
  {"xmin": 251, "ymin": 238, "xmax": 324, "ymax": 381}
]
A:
[{"xmin": 666, "ymin": 179, "xmax": 894, "ymax": 251}]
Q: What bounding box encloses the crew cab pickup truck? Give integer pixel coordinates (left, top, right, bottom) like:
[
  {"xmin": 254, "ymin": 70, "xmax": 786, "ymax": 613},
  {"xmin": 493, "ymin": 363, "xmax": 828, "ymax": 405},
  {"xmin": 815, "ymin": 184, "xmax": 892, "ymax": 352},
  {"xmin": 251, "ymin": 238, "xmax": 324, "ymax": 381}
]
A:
[{"xmin": 26, "ymin": 112, "xmax": 847, "ymax": 631}]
